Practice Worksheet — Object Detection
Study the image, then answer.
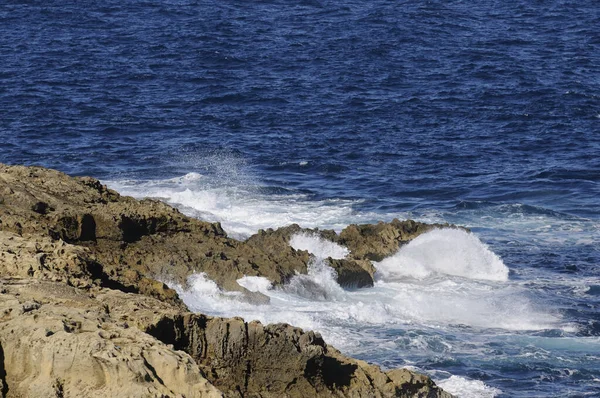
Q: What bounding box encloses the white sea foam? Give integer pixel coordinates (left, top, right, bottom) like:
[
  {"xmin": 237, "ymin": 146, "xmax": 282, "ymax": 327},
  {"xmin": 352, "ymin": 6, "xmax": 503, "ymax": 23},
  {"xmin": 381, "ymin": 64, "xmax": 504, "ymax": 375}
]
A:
[
  {"xmin": 172, "ymin": 251, "xmax": 559, "ymax": 347},
  {"xmin": 376, "ymin": 279, "xmax": 559, "ymax": 330},
  {"xmin": 112, "ymin": 172, "xmax": 568, "ymax": 333},
  {"xmin": 437, "ymin": 375, "xmax": 502, "ymax": 398},
  {"xmin": 173, "ymin": 273, "xmax": 246, "ymax": 313},
  {"xmin": 106, "ymin": 168, "xmax": 590, "ymax": 396},
  {"xmin": 236, "ymin": 275, "xmax": 272, "ymax": 293},
  {"xmin": 375, "ymin": 229, "xmax": 509, "ymax": 282},
  {"xmin": 283, "ymin": 258, "xmax": 347, "ymax": 301},
  {"xmin": 289, "ymin": 232, "xmax": 349, "ymax": 259},
  {"xmin": 106, "ymin": 174, "xmax": 379, "ymax": 239}
]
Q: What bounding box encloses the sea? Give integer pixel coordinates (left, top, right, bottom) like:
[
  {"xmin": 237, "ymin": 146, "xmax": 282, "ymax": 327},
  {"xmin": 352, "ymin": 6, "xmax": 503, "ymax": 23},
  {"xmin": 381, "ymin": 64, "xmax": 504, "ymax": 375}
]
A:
[{"xmin": 1, "ymin": 0, "xmax": 599, "ymax": 396}]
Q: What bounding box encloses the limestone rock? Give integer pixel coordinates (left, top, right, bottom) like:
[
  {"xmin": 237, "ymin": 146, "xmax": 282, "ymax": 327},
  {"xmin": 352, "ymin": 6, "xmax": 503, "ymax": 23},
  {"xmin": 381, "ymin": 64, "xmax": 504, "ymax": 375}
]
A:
[
  {"xmin": 143, "ymin": 312, "xmax": 452, "ymax": 398},
  {"xmin": 0, "ymin": 279, "xmax": 222, "ymax": 398},
  {"xmin": 0, "ymin": 278, "xmax": 453, "ymax": 398},
  {"xmin": 0, "ymin": 231, "xmax": 95, "ymax": 288}
]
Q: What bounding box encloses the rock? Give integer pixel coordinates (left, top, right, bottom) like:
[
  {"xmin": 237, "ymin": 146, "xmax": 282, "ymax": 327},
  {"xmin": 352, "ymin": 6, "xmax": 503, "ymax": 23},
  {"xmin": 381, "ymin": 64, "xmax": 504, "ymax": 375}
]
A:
[
  {"xmin": 328, "ymin": 258, "xmax": 375, "ymax": 288},
  {"xmin": 239, "ymin": 288, "xmax": 271, "ymax": 305},
  {"xmin": 0, "ymin": 229, "xmax": 184, "ymax": 308},
  {"xmin": 246, "ymin": 225, "xmax": 377, "ymax": 288},
  {"xmin": 142, "ymin": 307, "xmax": 453, "ymax": 398},
  {"xmin": 0, "ymin": 164, "xmax": 455, "ymax": 397},
  {"xmin": 0, "ymin": 231, "xmax": 96, "ymax": 288},
  {"xmin": 0, "ymin": 278, "xmax": 452, "ymax": 397},
  {"xmin": 0, "ymin": 164, "xmax": 458, "ymax": 292},
  {"xmin": 0, "ymin": 279, "xmax": 222, "ymax": 398},
  {"xmin": 0, "ymin": 164, "xmax": 310, "ymax": 293}
]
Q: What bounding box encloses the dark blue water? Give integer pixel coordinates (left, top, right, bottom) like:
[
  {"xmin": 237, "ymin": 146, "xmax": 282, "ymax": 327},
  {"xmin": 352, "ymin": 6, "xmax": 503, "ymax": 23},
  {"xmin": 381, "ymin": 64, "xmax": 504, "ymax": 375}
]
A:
[{"xmin": 1, "ymin": 1, "xmax": 599, "ymax": 396}]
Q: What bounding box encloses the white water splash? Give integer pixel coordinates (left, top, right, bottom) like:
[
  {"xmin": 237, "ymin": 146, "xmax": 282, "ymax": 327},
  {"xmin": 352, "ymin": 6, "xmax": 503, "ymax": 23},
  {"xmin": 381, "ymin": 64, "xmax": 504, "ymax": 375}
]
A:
[
  {"xmin": 237, "ymin": 275, "xmax": 273, "ymax": 293},
  {"xmin": 375, "ymin": 229, "xmax": 509, "ymax": 282},
  {"xmin": 438, "ymin": 375, "xmax": 502, "ymax": 398},
  {"xmin": 171, "ymin": 227, "xmax": 560, "ymax": 338},
  {"xmin": 290, "ymin": 232, "xmax": 349, "ymax": 259},
  {"xmin": 106, "ymin": 173, "xmax": 377, "ymax": 239}
]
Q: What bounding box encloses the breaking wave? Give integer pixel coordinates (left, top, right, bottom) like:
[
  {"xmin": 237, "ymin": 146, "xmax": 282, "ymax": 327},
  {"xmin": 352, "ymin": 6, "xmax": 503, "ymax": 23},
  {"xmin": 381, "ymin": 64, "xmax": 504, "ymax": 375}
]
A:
[{"xmin": 375, "ymin": 228, "xmax": 509, "ymax": 282}]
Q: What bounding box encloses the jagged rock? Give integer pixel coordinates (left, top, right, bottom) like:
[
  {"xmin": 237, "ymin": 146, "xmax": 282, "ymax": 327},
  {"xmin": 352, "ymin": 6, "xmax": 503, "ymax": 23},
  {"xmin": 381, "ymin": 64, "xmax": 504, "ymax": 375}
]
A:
[
  {"xmin": 0, "ymin": 278, "xmax": 452, "ymax": 398},
  {"xmin": 247, "ymin": 225, "xmax": 377, "ymax": 288},
  {"xmin": 0, "ymin": 229, "xmax": 183, "ymax": 308},
  {"xmin": 0, "ymin": 164, "xmax": 310, "ymax": 292},
  {"xmin": 0, "ymin": 164, "xmax": 455, "ymax": 398},
  {"xmin": 0, "ymin": 164, "xmax": 458, "ymax": 292},
  {"xmin": 99, "ymin": 288, "xmax": 452, "ymax": 398},
  {"xmin": 0, "ymin": 231, "xmax": 95, "ymax": 288},
  {"xmin": 142, "ymin": 313, "xmax": 453, "ymax": 398},
  {"xmin": 327, "ymin": 258, "xmax": 376, "ymax": 288}
]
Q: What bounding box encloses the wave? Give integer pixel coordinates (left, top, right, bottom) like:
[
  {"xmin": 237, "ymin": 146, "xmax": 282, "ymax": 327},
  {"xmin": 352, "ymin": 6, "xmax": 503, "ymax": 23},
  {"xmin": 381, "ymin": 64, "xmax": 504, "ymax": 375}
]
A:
[
  {"xmin": 437, "ymin": 375, "xmax": 502, "ymax": 398},
  {"xmin": 105, "ymin": 171, "xmax": 599, "ymax": 252},
  {"xmin": 170, "ymin": 231, "xmax": 562, "ymax": 337},
  {"xmin": 106, "ymin": 172, "xmax": 378, "ymax": 239},
  {"xmin": 374, "ymin": 229, "xmax": 509, "ymax": 282}
]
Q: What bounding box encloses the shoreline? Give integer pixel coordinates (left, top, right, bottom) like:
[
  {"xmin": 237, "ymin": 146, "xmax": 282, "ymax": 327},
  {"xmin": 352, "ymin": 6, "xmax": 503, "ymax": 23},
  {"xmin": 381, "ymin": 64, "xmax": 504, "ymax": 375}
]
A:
[{"xmin": 0, "ymin": 163, "xmax": 454, "ymax": 397}]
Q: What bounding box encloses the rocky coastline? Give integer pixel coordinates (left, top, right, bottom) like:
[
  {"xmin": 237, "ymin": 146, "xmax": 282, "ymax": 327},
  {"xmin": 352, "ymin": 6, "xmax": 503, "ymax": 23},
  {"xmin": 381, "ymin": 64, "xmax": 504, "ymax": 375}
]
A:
[{"xmin": 0, "ymin": 164, "xmax": 454, "ymax": 397}]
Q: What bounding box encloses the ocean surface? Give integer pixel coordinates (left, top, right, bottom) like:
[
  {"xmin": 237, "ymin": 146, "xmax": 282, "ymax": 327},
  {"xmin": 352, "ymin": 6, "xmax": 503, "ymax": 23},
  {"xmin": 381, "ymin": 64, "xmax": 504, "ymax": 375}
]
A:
[{"xmin": 1, "ymin": 0, "xmax": 599, "ymax": 396}]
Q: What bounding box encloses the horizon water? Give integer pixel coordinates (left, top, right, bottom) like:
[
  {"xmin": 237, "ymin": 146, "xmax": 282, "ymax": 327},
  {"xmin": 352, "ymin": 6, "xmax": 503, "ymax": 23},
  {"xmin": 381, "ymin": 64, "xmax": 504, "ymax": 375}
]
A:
[{"xmin": 1, "ymin": 0, "xmax": 599, "ymax": 396}]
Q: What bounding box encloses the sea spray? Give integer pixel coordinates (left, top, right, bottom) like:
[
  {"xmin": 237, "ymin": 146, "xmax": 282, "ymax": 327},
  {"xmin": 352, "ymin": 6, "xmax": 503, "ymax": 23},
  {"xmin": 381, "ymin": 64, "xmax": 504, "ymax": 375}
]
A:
[
  {"xmin": 237, "ymin": 275, "xmax": 273, "ymax": 293},
  {"xmin": 289, "ymin": 231, "xmax": 349, "ymax": 259},
  {"xmin": 285, "ymin": 232, "xmax": 349, "ymax": 300},
  {"xmin": 108, "ymin": 174, "xmax": 367, "ymax": 239},
  {"xmin": 169, "ymin": 229, "xmax": 566, "ymax": 398},
  {"xmin": 173, "ymin": 230, "xmax": 558, "ymax": 334},
  {"xmin": 374, "ymin": 228, "xmax": 509, "ymax": 282}
]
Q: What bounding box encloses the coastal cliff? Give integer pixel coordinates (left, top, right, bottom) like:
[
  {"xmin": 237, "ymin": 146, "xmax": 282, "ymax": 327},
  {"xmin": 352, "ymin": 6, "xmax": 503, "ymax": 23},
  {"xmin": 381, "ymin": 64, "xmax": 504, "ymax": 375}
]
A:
[{"xmin": 0, "ymin": 164, "xmax": 453, "ymax": 398}]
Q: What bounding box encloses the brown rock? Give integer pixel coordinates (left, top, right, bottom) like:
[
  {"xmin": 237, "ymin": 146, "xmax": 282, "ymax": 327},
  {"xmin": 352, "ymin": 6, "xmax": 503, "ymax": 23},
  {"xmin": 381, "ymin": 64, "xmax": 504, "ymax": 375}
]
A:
[
  {"xmin": 246, "ymin": 225, "xmax": 376, "ymax": 288},
  {"xmin": 143, "ymin": 309, "xmax": 452, "ymax": 398},
  {"xmin": 0, "ymin": 164, "xmax": 310, "ymax": 293}
]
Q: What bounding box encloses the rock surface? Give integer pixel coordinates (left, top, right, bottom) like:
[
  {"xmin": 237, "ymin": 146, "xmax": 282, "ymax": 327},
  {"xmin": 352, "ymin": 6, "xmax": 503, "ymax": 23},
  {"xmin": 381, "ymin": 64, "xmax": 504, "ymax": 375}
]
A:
[
  {"xmin": 0, "ymin": 164, "xmax": 454, "ymax": 397},
  {"xmin": 0, "ymin": 279, "xmax": 222, "ymax": 398},
  {"xmin": 0, "ymin": 164, "xmax": 311, "ymax": 294}
]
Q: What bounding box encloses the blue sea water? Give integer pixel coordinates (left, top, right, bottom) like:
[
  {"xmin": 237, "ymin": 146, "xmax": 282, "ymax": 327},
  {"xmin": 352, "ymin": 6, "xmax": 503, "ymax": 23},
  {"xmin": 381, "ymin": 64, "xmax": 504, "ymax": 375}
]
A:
[{"xmin": 1, "ymin": 0, "xmax": 599, "ymax": 396}]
